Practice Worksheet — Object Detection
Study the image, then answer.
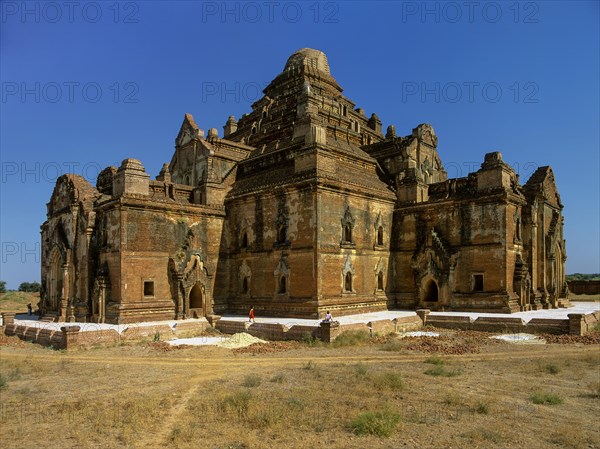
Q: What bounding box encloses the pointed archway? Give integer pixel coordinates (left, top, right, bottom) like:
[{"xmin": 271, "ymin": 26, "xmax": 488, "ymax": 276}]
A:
[
  {"xmin": 424, "ymin": 279, "xmax": 439, "ymax": 302},
  {"xmin": 189, "ymin": 282, "xmax": 205, "ymax": 317},
  {"xmin": 46, "ymin": 247, "xmax": 64, "ymax": 314}
]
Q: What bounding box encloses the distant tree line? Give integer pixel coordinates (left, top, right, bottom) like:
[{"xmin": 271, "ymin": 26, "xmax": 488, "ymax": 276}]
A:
[
  {"xmin": 566, "ymin": 273, "xmax": 600, "ymax": 281},
  {"xmin": 0, "ymin": 281, "xmax": 41, "ymax": 294},
  {"xmin": 18, "ymin": 282, "xmax": 41, "ymax": 292}
]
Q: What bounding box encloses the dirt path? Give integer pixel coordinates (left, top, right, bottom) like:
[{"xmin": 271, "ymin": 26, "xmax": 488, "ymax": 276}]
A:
[{"xmin": 136, "ymin": 373, "xmax": 220, "ymax": 448}]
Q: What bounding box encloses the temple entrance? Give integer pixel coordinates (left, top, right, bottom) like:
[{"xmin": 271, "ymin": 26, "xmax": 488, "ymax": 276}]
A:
[
  {"xmin": 189, "ymin": 282, "xmax": 205, "ymax": 317},
  {"xmin": 424, "ymin": 279, "xmax": 439, "ymax": 302}
]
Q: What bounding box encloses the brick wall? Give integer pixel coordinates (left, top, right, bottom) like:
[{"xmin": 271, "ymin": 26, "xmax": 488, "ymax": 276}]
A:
[{"xmin": 567, "ymin": 280, "xmax": 600, "ymax": 295}]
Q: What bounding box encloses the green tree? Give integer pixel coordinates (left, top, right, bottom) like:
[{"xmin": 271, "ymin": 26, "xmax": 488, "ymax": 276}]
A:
[
  {"xmin": 18, "ymin": 282, "xmax": 41, "ymax": 293},
  {"xmin": 566, "ymin": 273, "xmax": 600, "ymax": 281},
  {"xmin": 0, "ymin": 281, "xmax": 6, "ymax": 293}
]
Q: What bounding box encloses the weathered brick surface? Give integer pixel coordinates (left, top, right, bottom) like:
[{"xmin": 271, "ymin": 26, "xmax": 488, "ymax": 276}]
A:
[
  {"xmin": 527, "ymin": 318, "xmax": 569, "ymax": 335},
  {"xmin": 121, "ymin": 324, "xmax": 173, "ymax": 340},
  {"xmin": 172, "ymin": 320, "xmax": 209, "ymax": 337},
  {"xmin": 567, "ymin": 280, "xmax": 600, "ymax": 295},
  {"xmin": 215, "ymin": 320, "xmax": 248, "ymax": 335},
  {"xmin": 245, "ymin": 323, "xmax": 289, "ymax": 340},
  {"xmin": 286, "ymin": 324, "xmax": 319, "ymax": 340},
  {"xmin": 568, "ymin": 312, "xmax": 600, "ymax": 336},
  {"xmin": 394, "ymin": 316, "xmax": 424, "ymax": 333},
  {"xmin": 469, "ymin": 317, "xmax": 526, "ymax": 333},
  {"xmin": 427, "ymin": 316, "xmax": 475, "ymax": 331}
]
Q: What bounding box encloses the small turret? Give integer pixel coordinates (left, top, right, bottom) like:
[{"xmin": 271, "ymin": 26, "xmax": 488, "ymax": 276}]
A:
[
  {"xmin": 207, "ymin": 128, "xmax": 219, "ymax": 140},
  {"xmin": 112, "ymin": 158, "xmax": 150, "ymax": 197},
  {"xmin": 156, "ymin": 163, "xmax": 172, "ymax": 183},
  {"xmin": 386, "ymin": 125, "xmax": 397, "ymax": 139},
  {"xmin": 368, "ymin": 113, "xmax": 382, "ymax": 134},
  {"xmin": 476, "ymin": 151, "xmax": 518, "ymax": 192},
  {"xmin": 223, "ymin": 116, "xmax": 238, "ymax": 137}
]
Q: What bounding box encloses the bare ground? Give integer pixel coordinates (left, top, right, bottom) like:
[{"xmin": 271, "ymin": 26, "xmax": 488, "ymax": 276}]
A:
[{"xmin": 0, "ymin": 330, "xmax": 598, "ymax": 449}]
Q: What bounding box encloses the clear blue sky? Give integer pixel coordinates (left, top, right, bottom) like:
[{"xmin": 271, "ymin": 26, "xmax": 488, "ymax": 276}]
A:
[{"xmin": 1, "ymin": 1, "xmax": 598, "ymax": 289}]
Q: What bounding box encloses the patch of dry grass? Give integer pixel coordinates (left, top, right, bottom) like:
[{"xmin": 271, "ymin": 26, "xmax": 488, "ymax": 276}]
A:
[
  {"xmin": 461, "ymin": 427, "xmax": 505, "ymax": 444},
  {"xmin": 350, "ymin": 409, "xmax": 401, "ymax": 437},
  {"xmin": 0, "ymin": 291, "xmax": 38, "ymax": 313},
  {"xmin": 372, "ymin": 371, "xmax": 404, "ymax": 391},
  {"xmin": 379, "ymin": 338, "xmax": 403, "ymax": 352},
  {"xmin": 568, "ymin": 293, "xmax": 600, "ymax": 302},
  {"xmin": 530, "ymin": 392, "xmax": 563, "ymax": 405},
  {"xmin": 330, "ymin": 330, "xmax": 371, "ymax": 347},
  {"xmin": 586, "ymin": 381, "xmax": 600, "ymax": 398},
  {"xmin": 549, "ymin": 425, "xmax": 599, "ymax": 449},
  {"xmin": 543, "ymin": 362, "xmax": 561, "ymax": 374},
  {"xmin": 423, "ymin": 357, "xmax": 463, "ymax": 377},
  {"xmin": 242, "ymin": 374, "xmax": 262, "ymax": 387}
]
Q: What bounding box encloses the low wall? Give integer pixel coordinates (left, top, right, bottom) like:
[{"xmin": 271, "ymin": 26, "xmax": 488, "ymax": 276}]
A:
[
  {"xmin": 286, "ymin": 324, "xmax": 320, "ymax": 340},
  {"xmin": 1, "ymin": 314, "xmax": 209, "ymax": 349},
  {"xmin": 425, "ymin": 311, "xmax": 598, "ymax": 336},
  {"xmin": 215, "ymin": 320, "xmax": 249, "ymax": 335},
  {"xmin": 215, "ymin": 316, "xmax": 422, "ymax": 342},
  {"xmin": 3, "ymin": 324, "xmax": 121, "ymax": 349},
  {"xmin": 338, "ymin": 316, "xmax": 422, "ymax": 335},
  {"xmin": 216, "ymin": 320, "xmax": 318, "ymax": 341},
  {"xmin": 393, "ymin": 315, "xmax": 424, "ymax": 333},
  {"xmin": 568, "ymin": 311, "xmax": 600, "ymax": 336},
  {"xmin": 425, "ymin": 315, "xmax": 474, "ymax": 331},
  {"xmin": 243, "ymin": 323, "xmax": 289, "ymax": 340},
  {"xmin": 527, "ymin": 318, "xmax": 570, "ymax": 335},
  {"xmin": 567, "ymin": 280, "xmax": 600, "ymax": 295},
  {"xmin": 4, "ymin": 310, "xmax": 597, "ymax": 349}
]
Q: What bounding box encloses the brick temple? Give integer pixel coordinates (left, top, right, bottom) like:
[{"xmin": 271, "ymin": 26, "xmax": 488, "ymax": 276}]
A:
[{"xmin": 40, "ymin": 48, "xmax": 569, "ymax": 323}]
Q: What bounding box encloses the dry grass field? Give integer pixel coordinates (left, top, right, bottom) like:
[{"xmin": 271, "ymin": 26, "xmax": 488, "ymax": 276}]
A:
[
  {"xmin": 0, "ymin": 329, "xmax": 599, "ymax": 449},
  {"xmin": 0, "ymin": 292, "xmax": 39, "ymax": 313},
  {"xmin": 570, "ymin": 293, "xmax": 600, "ymax": 302}
]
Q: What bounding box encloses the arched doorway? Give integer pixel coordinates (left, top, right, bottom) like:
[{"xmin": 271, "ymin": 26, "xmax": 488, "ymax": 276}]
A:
[
  {"xmin": 189, "ymin": 283, "xmax": 204, "ymax": 315},
  {"xmin": 377, "ymin": 272, "xmax": 384, "ymax": 291},
  {"xmin": 424, "ymin": 279, "xmax": 439, "ymax": 302},
  {"xmin": 344, "ymin": 272, "xmax": 353, "ymax": 292},
  {"xmin": 344, "ymin": 223, "xmax": 352, "ymax": 243},
  {"xmin": 279, "ymin": 276, "xmax": 287, "ymax": 294},
  {"xmin": 278, "ymin": 226, "xmax": 287, "ymax": 244}
]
